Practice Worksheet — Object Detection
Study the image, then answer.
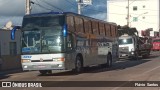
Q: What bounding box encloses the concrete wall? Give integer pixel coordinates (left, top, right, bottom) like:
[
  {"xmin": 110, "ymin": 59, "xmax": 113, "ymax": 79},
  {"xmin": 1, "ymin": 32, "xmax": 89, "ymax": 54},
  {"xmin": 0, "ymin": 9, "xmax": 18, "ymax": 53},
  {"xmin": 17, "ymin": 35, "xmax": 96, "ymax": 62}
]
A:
[
  {"xmin": 0, "ymin": 29, "xmax": 21, "ymax": 71},
  {"xmin": 1, "ymin": 55, "xmax": 21, "ymax": 70}
]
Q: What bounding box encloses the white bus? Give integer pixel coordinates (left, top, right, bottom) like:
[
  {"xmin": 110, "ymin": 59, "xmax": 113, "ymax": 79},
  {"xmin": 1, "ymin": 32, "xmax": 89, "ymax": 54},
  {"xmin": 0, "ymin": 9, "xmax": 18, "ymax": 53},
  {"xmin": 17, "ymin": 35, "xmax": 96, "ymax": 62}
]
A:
[{"xmin": 11, "ymin": 12, "xmax": 119, "ymax": 75}]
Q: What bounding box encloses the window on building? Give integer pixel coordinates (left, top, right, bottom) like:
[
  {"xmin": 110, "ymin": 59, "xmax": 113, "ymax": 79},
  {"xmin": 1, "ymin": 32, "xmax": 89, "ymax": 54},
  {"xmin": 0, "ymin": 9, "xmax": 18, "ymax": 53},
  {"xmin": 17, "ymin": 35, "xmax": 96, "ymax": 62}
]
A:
[
  {"xmin": 142, "ymin": 16, "xmax": 145, "ymax": 19},
  {"xmin": 133, "ymin": 6, "xmax": 137, "ymax": 11},
  {"xmin": 10, "ymin": 42, "xmax": 17, "ymax": 55},
  {"xmin": 133, "ymin": 17, "xmax": 138, "ymax": 22},
  {"xmin": 143, "ymin": 5, "xmax": 145, "ymax": 8}
]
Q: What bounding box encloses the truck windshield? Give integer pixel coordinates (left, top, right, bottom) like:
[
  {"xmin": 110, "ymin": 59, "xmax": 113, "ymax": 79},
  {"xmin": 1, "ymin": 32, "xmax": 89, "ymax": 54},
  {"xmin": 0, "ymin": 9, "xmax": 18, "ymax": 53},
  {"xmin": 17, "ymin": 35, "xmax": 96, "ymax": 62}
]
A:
[
  {"xmin": 21, "ymin": 15, "xmax": 65, "ymax": 54},
  {"xmin": 118, "ymin": 38, "xmax": 133, "ymax": 45}
]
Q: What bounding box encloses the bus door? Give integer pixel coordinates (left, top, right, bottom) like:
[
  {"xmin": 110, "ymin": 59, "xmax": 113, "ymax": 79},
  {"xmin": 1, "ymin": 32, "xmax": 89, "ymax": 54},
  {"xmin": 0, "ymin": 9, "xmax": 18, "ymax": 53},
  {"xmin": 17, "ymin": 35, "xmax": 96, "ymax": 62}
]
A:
[{"xmin": 65, "ymin": 33, "xmax": 75, "ymax": 69}]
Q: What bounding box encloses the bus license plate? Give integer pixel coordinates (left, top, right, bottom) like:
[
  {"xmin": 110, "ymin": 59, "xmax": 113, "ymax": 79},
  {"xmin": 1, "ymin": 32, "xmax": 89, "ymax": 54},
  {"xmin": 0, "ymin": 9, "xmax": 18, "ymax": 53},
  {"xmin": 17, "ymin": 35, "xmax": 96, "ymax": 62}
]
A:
[
  {"xmin": 34, "ymin": 65, "xmax": 46, "ymax": 68},
  {"xmin": 122, "ymin": 54, "xmax": 126, "ymax": 56}
]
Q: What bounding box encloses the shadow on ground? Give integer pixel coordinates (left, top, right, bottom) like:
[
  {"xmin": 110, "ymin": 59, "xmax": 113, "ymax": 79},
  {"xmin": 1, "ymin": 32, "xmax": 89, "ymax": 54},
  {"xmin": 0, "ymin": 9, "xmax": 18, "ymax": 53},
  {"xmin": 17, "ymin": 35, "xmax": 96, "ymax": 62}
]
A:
[
  {"xmin": 0, "ymin": 74, "xmax": 11, "ymax": 80},
  {"xmin": 38, "ymin": 51, "xmax": 160, "ymax": 76},
  {"xmin": 38, "ymin": 58, "xmax": 153, "ymax": 76},
  {"xmin": 0, "ymin": 68, "xmax": 23, "ymax": 80}
]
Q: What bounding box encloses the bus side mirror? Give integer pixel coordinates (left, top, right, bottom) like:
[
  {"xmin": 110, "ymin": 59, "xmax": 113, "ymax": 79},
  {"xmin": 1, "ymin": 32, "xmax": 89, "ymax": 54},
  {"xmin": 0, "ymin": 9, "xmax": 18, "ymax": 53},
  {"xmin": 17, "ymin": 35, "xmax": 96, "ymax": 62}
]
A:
[{"xmin": 11, "ymin": 26, "xmax": 21, "ymax": 40}]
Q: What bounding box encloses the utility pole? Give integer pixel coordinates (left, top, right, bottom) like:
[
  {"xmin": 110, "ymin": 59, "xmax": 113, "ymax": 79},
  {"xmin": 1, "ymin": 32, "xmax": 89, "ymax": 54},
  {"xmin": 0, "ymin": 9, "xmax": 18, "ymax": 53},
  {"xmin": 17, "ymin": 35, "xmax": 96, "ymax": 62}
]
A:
[
  {"xmin": 77, "ymin": 0, "xmax": 92, "ymax": 14},
  {"xmin": 25, "ymin": 0, "xmax": 31, "ymax": 15},
  {"xmin": 77, "ymin": 0, "xmax": 82, "ymax": 14},
  {"xmin": 127, "ymin": 0, "xmax": 129, "ymax": 27}
]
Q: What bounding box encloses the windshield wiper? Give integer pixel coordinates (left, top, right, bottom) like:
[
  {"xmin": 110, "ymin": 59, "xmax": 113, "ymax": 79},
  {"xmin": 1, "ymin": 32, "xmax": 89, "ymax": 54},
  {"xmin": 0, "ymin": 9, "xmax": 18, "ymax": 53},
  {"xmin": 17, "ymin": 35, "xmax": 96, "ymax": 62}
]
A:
[{"xmin": 22, "ymin": 38, "xmax": 28, "ymax": 47}]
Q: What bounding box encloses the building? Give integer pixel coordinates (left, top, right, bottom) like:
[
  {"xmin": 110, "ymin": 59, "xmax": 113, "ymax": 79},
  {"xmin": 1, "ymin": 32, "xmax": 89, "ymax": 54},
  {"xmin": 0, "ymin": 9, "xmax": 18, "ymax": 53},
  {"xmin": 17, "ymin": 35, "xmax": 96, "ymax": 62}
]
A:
[
  {"xmin": 0, "ymin": 29, "xmax": 21, "ymax": 70},
  {"xmin": 107, "ymin": 0, "xmax": 159, "ymax": 36}
]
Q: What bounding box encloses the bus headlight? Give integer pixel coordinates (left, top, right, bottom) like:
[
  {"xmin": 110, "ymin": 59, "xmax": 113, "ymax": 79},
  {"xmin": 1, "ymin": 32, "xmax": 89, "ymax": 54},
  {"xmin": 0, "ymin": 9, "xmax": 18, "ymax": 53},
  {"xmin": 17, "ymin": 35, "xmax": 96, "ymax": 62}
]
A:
[
  {"xmin": 24, "ymin": 65, "xmax": 28, "ymax": 69},
  {"xmin": 52, "ymin": 58, "xmax": 65, "ymax": 62},
  {"xmin": 21, "ymin": 59, "xmax": 30, "ymax": 63}
]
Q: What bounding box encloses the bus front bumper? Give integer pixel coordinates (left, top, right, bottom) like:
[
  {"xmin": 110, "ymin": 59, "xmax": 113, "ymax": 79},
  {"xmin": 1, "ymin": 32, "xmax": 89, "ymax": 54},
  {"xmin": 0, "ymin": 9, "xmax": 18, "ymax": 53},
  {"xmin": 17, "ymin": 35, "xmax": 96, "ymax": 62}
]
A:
[{"xmin": 22, "ymin": 62, "xmax": 65, "ymax": 71}]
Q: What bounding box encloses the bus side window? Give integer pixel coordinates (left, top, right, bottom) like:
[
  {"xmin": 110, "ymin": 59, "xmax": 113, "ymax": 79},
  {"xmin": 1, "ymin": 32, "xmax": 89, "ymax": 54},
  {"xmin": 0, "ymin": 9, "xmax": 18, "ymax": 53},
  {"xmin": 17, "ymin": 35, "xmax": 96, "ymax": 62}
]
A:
[{"xmin": 67, "ymin": 33, "xmax": 73, "ymax": 51}]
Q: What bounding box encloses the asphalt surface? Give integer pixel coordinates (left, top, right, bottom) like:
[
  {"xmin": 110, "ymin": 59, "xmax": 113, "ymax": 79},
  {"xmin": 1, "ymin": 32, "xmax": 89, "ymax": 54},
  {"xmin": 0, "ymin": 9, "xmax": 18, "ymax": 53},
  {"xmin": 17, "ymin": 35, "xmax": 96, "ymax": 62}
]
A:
[{"xmin": 0, "ymin": 51, "xmax": 160, "ymax": 90}]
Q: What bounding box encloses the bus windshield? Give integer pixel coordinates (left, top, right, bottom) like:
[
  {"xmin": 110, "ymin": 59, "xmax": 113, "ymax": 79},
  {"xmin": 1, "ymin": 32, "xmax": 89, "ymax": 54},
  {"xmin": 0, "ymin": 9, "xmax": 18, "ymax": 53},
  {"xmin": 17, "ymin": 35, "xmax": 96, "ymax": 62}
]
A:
[
  {"xmin": 21, "ymin": 15, "xmax": 65, "ymax": 54},
  {"xmin": 118, "ymin": 38, "xmax": 133, "ymax": 45}
]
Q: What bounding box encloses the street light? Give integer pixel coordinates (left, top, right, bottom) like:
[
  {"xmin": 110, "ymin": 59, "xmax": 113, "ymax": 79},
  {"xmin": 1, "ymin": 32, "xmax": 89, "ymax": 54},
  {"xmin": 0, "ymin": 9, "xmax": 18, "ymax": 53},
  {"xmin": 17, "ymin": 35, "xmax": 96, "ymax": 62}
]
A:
[{"xmin": 136, "ymin": 12, "xmax": 148, "ymax": 18}]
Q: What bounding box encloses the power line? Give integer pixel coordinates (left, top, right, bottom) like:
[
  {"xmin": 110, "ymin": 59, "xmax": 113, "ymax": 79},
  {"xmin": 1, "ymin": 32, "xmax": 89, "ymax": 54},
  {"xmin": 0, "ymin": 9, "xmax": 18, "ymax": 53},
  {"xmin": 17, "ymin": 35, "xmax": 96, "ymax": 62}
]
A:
[
  {"xmin": 31, "ymin": 0, "xmax": 42, "ymax": 13},
  {"xmin": 30, "ymin": 0, "xmax": 158, "ymax": 17},
  {"xmin": 138, "ymin": 19, "xmax": 158, "ymax": 24},
  {"xmin": 40, "ymin": 0, "xmax": 63, "ymax": 12},
  {"xmin": 109, "ymin": 12, "xmax": 158, "ymax": 16},
  {"xmin": 65, "ymin": 0, "xmax": 106, "ymax": 14},
  {"xmin": 108, "ymin": 12, "xmax": 127, "ymax": 15},
  {"xmin": 129, "ymin": 0, "xmax": 136, "ymax": 5},
  {"xmin": 65, "ymin": 0, "xmax": 77, "ymax": 7},
  {"xmin": 72, "ymin": 3, "xmax": 158, "ymax": 17},
  {"xmin": 109, "ymin": 3, "xmax": 159, "ymax": 12},
  {"xmin": 84, "ymin": 8, "xmax": 107, "ymax": 13},
  {"xmin": 32, "ymin": 0, "xmax": 54, "ymax": 11}
]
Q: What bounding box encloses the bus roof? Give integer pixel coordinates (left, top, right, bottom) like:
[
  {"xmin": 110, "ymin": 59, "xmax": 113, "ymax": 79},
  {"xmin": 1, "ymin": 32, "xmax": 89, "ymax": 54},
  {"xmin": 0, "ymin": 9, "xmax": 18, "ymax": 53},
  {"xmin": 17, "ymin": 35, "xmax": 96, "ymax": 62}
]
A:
[
  {"xmin": 25, "ymin": 12, "xmax": 68, "ymax": 16},
  {"xmin": 24, "ymin": 12, "xmax": 117, "ymax": 25}
]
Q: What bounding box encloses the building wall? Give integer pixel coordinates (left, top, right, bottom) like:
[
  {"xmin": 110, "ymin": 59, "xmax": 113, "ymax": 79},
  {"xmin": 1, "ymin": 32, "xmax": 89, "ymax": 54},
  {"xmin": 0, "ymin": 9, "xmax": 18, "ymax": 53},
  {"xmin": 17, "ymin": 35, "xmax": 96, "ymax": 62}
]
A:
[
  {"xmin": 107, "ymin": 0, "xmax": 159, "ymax": 36},
  {"xmin": 0, "ymin": 29, "xmax": 22, "ymax": 70}
]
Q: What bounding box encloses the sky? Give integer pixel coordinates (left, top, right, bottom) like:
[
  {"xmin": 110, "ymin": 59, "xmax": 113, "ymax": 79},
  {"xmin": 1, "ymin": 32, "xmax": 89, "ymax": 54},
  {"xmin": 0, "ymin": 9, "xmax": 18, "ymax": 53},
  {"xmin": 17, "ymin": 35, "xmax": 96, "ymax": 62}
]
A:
[{"xmin": 0, "ymin": 0, "xmax": 107, "ymax": 28}]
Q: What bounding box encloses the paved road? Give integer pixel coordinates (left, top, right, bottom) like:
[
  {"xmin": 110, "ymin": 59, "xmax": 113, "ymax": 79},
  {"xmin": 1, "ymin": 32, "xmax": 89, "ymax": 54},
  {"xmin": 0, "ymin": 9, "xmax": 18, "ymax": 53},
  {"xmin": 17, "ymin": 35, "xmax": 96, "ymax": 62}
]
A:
[{"xmin": 0, "ymin": 51, "xmax": 160, "ymax": 90}]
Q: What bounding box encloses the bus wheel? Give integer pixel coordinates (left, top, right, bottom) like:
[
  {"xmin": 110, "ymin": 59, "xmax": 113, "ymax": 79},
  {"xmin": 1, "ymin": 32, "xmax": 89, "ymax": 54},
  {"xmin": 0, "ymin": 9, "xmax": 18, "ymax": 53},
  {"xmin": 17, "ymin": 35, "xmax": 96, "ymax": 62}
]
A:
[
  {"xmin": 75, "ymin": 56, "xmax": 83, "ymax": 73},
  {"xmin": 107, "ymin": 54, "xmax": 112, "ymax": 68},
  {"xmin": 39, "ymin": 70, "xmax": 48, "ymax": 75}
]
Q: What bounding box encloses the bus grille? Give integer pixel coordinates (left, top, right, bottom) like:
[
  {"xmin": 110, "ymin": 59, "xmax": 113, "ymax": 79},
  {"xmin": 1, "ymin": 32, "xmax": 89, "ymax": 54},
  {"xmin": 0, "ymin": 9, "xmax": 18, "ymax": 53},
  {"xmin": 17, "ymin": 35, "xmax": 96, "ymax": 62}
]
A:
[{"xmin": 31, "ymin": 60, "xmax": 53, "ymax": 62}]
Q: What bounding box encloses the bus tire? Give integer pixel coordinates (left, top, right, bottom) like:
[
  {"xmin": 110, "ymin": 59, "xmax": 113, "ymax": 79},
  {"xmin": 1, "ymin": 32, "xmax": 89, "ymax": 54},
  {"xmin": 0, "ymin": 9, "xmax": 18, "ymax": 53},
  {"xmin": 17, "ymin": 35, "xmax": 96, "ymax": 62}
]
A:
[
  {"xmin": 74, "ymin": 56, "xmax": 83, "ymax": 73},
  {"xmin": 39, "ymin": 70, "xmax": 48, "ymax": 75},
  {"xmin": 107, "ymin": 54, "xmax": 112, "ymax": 68}
]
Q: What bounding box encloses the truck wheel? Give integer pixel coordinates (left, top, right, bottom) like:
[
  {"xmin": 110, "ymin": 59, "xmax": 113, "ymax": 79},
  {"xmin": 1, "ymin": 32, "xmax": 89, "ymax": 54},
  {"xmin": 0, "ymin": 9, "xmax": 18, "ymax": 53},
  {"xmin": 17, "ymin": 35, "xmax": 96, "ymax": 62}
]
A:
[
  {"xmin": 142, "ymin": 55, "xmax": 147, "ymax": 58},
  {"xmin": 142, "ymin": 51, "xmax": 150, "ymax": 58},
  {"xmin": 133, "ymin": 51, "xmax": 139, "ymax": 60},
  {"xmin": 39, "ymin": 70, "xmax": 48, "ymax": 75},
  {"xmin": 74, "ymin": 56, "xmax": 83, "ymax": 73},
  {"xmin": 107, "ymin": 54, "xmax": 112, "ymax": 68}
]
